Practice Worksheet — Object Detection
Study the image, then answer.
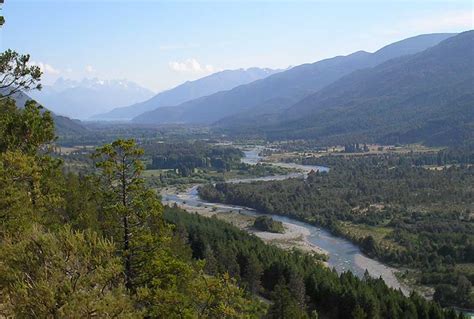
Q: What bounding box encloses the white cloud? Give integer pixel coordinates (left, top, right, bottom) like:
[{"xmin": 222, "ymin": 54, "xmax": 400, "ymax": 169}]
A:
[
  {"xmin": 168, "ymin": 58, "xmax": 216, "ymax": 74},
  {"xmin": 30, "ymin": 61, "xmax": 60, "ymax": 75},
  {"xmin": 85, "ymin": 65, "xmax": 96, "ymax": 74}
]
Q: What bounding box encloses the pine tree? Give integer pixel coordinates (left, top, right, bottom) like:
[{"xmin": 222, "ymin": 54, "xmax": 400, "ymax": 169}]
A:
[
  {"xmin": 267, "ymin": 282, "xmax": 308, "ymax": 319},
  {"xmin": 93, "ymin": 139, "xmax": 164, "ymax": 290}
]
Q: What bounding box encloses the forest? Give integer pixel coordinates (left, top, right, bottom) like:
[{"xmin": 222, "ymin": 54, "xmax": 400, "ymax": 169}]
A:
[
  {"xmin": 199, "ymin": 152, "xmax": 474, "ymax": 309},
  {"xmin": 164, "ymin": 206, "xmax": 464, "ymax": 319},
  {"xmin": 145, "ymin": 141, "xmax": 244, "ymax": 174}
]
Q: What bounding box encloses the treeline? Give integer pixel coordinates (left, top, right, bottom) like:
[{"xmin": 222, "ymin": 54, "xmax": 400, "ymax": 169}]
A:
[
  {"xmin": 405, "ymin": 144, "xmax": 474, "ymax": 166},
  {"xmin": 145, "ymin": 141, "xmax": 243, "ymax": 175},
  {"xmin": 301, "ymin": 144, "xmax": 474, "ymax": 167},
  {"xmin": 199, "ymin": 153, "xmax": 474, "ymax": 309},
  {"xmin": 164, "ymin": 206, "xmax": 464, "ymax": 319}
]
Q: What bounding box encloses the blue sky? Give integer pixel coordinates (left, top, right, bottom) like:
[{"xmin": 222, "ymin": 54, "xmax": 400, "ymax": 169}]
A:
[{"xmin": 1, "ymin": 1, "xmax": 472, "ymax": 92}]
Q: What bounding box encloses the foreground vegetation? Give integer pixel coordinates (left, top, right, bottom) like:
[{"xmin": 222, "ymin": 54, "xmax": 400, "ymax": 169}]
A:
[
  {"xmin": 0, "ymin": 99, "xmax": 267, "ymax": 317},
  {"xmin": 0, "ymin": 54, "xmax": 264, "ymax": 317},
  {"xmin": 199, "ymin": 150, "xmax": 474, "ymax": 310}
]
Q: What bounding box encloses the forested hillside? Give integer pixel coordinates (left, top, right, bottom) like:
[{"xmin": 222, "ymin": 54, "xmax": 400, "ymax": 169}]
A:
[
  {"xmin": 2, "ymin": 98, "xmax": 467, "ymax": 317},
  {"xmin": 0, "ymin": 98, "xmax": 266, "ymax": 318},
  {"xmin": 260, "ymin": 31, "xmax": 474, "ymax": 145},
  {"xmin": 164, "ymin": 206, "xmax": 464, "ymax": 318}
]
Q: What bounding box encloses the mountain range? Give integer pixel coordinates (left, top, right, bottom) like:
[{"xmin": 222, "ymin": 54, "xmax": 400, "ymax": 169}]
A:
[
  {"xmin": 10, "ymin": 31, "xmax": 471, "ymax": 147},
  {"xmin": 132, "ymin": 33, "xmax": 455, "ymax": 126},
  {"xmin": 94, "ymin": 68, "xmax": 280, "ymax": 121},
  {"xmin": 30, "ymin": 78, "xmax": 154, "ymax": 120},
  {"xmin": 263, "ymin": 31, "xmax": 474, "ymax": 145}
]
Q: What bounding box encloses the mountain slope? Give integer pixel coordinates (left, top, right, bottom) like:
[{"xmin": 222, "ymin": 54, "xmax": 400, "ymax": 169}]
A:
[
  {"xmin": 134, "ymin": 51, "xmax": 373, "ymax": 124},
  {"xmin": 133, "ymin": 33, "xmax": 455, "ymax": 125},
  {"xmin": 95, "ymin": 68, "xmax": 279, "ymax": 121},
  {"xmin": 263, "ymin": 31, "xmax": 474, "ymax": 145},
  {"xmin": 30, "ymin": 78, "xmax": 154, "ymax": 120},
  {"xmin": 3, "ymin": 89, "xmax": 87, "ymax": 136}
]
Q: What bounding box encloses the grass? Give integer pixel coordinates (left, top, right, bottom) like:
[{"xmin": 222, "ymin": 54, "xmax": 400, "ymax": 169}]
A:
[
  {"xmin": 339, "ymin": 222, "xmax": 406, "ymax": 252},
  {"xmin": 263, "ymin": 143, "xmax": 444, "ymax": 163},
  {"xmin": 215, "ymin": 211, "xmax": 255, "ymax": 228},
  {"xmin": 455, "ymin": 263, "xmax": 474, "ymax": 276},
  {"xmin": 142, "ymin": 169, "xmax": 172, "ymax": 177}
]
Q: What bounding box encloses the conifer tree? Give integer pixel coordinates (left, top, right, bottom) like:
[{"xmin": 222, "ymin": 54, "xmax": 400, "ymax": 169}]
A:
[{"xmin": 93, "ymin": 139, "xmax": 164, "ymax": 290}]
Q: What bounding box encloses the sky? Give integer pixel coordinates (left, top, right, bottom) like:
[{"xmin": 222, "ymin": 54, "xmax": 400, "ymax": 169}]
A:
[{"xmin": 1, "ymin": 0, "xmax": 472, "ymax": 93}]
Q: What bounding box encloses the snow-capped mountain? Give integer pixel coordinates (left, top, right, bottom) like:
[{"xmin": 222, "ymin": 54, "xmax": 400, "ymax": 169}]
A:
[{"xmin": 30, "ymin": 77, "xmax": 154, "ymax": 120}]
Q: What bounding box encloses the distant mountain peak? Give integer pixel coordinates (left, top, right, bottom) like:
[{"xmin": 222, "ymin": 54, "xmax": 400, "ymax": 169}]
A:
[
  {"xmin": 350, "ymin": 50, "xmax": 370, "ymax": 56},
  {"xmin": 372, "ymin": 32, "xmax": 456, "ymax": 62},
  {"xmin": 30, "ymin": 77, "xmax": 154, "ymax": 119}
]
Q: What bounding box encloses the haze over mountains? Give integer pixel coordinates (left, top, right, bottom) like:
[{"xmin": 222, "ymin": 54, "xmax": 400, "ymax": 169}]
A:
[
  {"xmin": 30, "ymin": 78, "xmax": 154, "ymax": 120},
  {"xmin": 2, "ymin": 89, "xmax": 87, "ymax": 136},
  {"xmin": 132, "ymin": 33, "xmax": 455, "ymax": 125},
  {"xmin": 259, "ymin": 30, "xmax": 474, "ymax": 145},
  {"xmin": 13, "ymin": 31, "xmax": 472, "ymax": 148},
  {"xmin": 95, "ymin": 68, "xmax": 280, "ymax": 121}
]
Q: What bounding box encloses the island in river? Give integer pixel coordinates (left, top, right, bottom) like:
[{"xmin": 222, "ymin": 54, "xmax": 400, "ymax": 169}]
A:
[{"xmin": 253, "ymin": 216, "xmax": 285, "ymax": 233}]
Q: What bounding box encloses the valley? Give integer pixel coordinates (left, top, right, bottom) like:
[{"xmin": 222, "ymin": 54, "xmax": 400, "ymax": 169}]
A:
[
  {"xmin": 157, "ymin": 144, "xmax": 473, "ymax": 302},
  {"xmin": 158, "ymin": 148, "xmax": 412, "ymax": 295},
  {"xmin": 1, "ymin": 5, "xmax": 473, "ymax": 317},
  {"xmin": 197, "ymin": 144, "xmax": 474, "ymax": 312}
]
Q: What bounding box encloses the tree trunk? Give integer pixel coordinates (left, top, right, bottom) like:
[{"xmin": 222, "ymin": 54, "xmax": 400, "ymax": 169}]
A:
[
  {"xmin": 121, "ymin": 154, "xmax": 132, "ymax": 290},
  {"xmin": 123, "ymin": 214, "xmax": 132, "ymax": 290}
]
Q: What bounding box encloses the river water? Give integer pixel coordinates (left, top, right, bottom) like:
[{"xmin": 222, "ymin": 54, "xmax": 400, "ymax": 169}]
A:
[{"xmin": 162, "ymin": 148, "xmax": 410, "ymax": 294}]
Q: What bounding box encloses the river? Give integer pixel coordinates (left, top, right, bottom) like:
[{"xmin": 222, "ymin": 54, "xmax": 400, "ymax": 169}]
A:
[{"xmin": 162, "ymin": 147, "xmax": 410, "ymax": 295}]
